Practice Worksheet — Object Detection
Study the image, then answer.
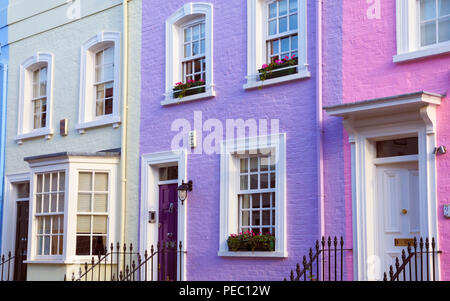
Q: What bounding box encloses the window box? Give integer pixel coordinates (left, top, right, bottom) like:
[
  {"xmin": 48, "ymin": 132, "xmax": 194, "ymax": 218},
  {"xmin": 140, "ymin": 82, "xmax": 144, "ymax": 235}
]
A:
[
  {"xmin": 227, "ymin": 232, "xmax": 276, "ymax": 252},
  {"xmin": 173, "ymin": 80, "xmax": 206, "ymax": 99},
  {"xmin": 258, "ymin": 57, "xmax": 298, "ymax": 81}
]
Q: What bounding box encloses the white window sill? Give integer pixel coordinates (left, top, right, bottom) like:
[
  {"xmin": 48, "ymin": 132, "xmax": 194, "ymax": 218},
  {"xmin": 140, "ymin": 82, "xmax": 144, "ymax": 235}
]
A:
[
  {"xmin": 243, "ymin": 68, "xmax": 311, "ymax": 90},
  {"xmin": 15, "ymin": 128, "xmax": 54, "ymax": 144},
  {"xmin": 218, "ymin": 250, "xmax": 288, "ymax": 258},
  {"xmin": 76, "ymin": 116, "xmax": 121, "ymax": 134},
  {"xmin": 393, "ymin": 43, "xmax": 450, "ymax": 63},
  {"xmin": 24, "ymin": 258, "xmax": 64, "ymax": 265},
  {"xmin": 161, "ymin": 89, "xmax": 215, "ymax": 106}
]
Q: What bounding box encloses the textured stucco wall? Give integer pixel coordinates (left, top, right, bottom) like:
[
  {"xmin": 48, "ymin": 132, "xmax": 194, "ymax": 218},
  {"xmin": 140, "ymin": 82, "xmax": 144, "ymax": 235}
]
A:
[
  {"xmin": 339, "ymin": 0, "xmax": 450, "ymax": 280},
  {"xmin": 140, "ymin": 0, "xmax": 319, "ymax": 280}
]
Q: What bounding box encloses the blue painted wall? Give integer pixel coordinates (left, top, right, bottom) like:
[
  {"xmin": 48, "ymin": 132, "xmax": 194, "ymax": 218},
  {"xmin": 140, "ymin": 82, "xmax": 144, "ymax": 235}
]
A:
[{"xmin": 0, "ymin": 0, "xmax": 8, "ymax": 252}]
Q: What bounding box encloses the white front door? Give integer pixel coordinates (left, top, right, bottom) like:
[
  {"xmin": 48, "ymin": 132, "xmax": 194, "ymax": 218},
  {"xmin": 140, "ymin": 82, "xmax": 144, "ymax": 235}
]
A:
[{"xmin": 375, "ymin": 162, "xmax": 420, "ymax": 279}]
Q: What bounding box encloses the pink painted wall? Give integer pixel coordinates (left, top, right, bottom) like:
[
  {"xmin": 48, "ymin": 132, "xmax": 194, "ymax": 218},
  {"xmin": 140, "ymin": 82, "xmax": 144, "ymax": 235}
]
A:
[{"xmin": 338, "ymin": 0, "xmax": 450, "ymax": 279}]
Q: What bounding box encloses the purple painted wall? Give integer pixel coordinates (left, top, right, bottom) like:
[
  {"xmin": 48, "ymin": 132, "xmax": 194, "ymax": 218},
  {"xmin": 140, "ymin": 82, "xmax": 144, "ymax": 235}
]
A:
[{"xmin": 140, "ymin": 0, "xmax": 320, "ymax": 280}]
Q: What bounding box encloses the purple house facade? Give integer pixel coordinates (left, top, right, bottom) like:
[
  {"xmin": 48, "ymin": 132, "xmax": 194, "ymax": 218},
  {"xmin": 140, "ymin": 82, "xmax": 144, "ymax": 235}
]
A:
[{"xmin": 139, "ymin": 0, "xmax": 323, "ymax": 281}]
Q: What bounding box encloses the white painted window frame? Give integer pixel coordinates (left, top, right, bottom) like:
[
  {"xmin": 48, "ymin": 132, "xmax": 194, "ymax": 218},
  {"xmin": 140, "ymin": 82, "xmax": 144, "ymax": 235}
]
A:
[
  {"xmin": 140, "ymin": 149, "xmax": 188, "ymax": 281},
  {"xmin": 16, "ymin": 53, "xmax": 54, "ymax": 144},
  {"xmin": 218, "ymin": 133, "xmax": 287, "ymax": 258},
  {"xmin": 244, "ymin": 0, "xmax": 310, "ymax": 90},
  {"xmin": 76, "ymin": 31, "xmax": 121, "ymax": 133},
  {"xmin": 163, "ymin": 2, "xmax": 215, "ymax": 106},
  {"xmin": 25, "ymin": 156, "xmax": 119, "ymax": 264},
  {"xmin": 394, "ymin": 0, "xmax": 450, "ymax": 63}
]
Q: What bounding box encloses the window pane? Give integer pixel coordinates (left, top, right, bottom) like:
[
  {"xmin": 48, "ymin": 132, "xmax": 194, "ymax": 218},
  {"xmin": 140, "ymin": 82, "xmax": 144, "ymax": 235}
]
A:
[
  {"xmin": 194, "ymin": 59, "xmax": 201, "ymax": 73},
  {"xmin": 51, "ymin": 173, "xmax": 58, "ymax": 192},
  {"xmin": 250, "ymin": 157, "xmax": 258, "ymax": 172},
  {"xmin": 289, "ymin": 13, "xmax": 298, "ymax": 31},
  {"xmin": 250, "ymin": 174, "xmax": 258, "ymax": 190},
  {"xmin": 289, "ymin": 0, "xmax": 298, "ymax": 13},
  {"xmin": 104, "ymin": 63, "xmax": 114, "ymax": 81},
  {"xmin": 92, "ymin": 236, "xmax": 107, "ymax": 256},
  {"xmin": 93, "ymin": 216, "xmax": 107, "ymax": 234},
  {"xmin": 193, "ymin": 41, "xmax": 200, "ymax": 56},
  {"xmin": 262, "ymin": 211, "xmax": 271, "ymax": 225},
  {"xmin": 44, "ymin": 174, "xmax": 50, "ymax": 192},
  {"xmin": 77, "ymin": 216, "xmax": 91, "ymax": 234},
  {"xmin": 184, "ymin": 44, "xmax": 191, "ymax": 58},
  {"xmin": 242, "ymin": 195, "xmax": 250, "ymax": 209},
  {"xmin": 36, "ymin": 195, "xmax": 42, "ymax": 213},
  {"xmin": 79, "ymin": 172, "xmax": 92, "ymax": 191},
  {"xmin": 421, "ymin": 0, "xmax": 436, "ymax": 20},
  {"xmin": 17, "ymin": 183, "xmax": 30, "ymax": 199},
  {"xmin": 242, "ymin": 211, "xmax": 250, "ymax": 227},
  {"xmin": 76, "ymin": 236, "xmax": 91, "ymax": 256},
  {"xmin": 252, "ymin": 194, "xmax": 261, "ymax": 208},
  {"xmin": 260, "ymin": 173, "xmax": 269, "ymax": 189},
  {"xmin": 376, "ymin": 137, "xmax": 418, "ymax": 158},
  {"xmin": 58, "ymin": 193, "xmax": 65, "ymax": 212},
  {"xmin": 59, "ymin": 172, "xmax": 65, "ymax": 192},
  {"xmin": 37, "ymin": 175, "xmax": 43, "ymax": 193},
  {"xmin": 104, "ymin": 47, "xmax": 114, "ymax": 64},
  {"xmin": 192, "ymin": 24, "xmax": 200, "ymax": 40},
  {"xmin": 78, "ymin": 193, "xmax": 91, "ymax": 212},
  {"xmin": 269, "ymin": 2, "xmax": 277, "ymax": 18},
  {"xmin": 439, "ymin": 16, "xmax": 450, "ymax": 42},
  {"xmin": 270, "ymin": 173, "xmax": 276, "ymax": 188},
  {"xmin": 269, "ymin": 20, "xmax": 277, "ymax": 35},
  {"xmin": 281, "ymin": 37, "xmax": 290, "ymax": 52},
  {"xmin": 200, "ymin": 23, "xmax": 206, "ymax": 38},
  {"xmin": 279, "ymin": 0, "xmax": 288, "ymax": 16},
  {"xmin": 279, "ymin": 17, "xmax": 288, "ymax": 33},
  {"xmin": 39, "ymin": 68, "xmax": 47, "ymax": 97},
  {"xmin": 291, "ymin": 35, "xmax": 298, "ymax": 51},
  {"xmin": 184, "ymin": 27, "xmax": 191, "ymax": 42},
  {"xmin": 38, "ymin": 217, "xmax": 44, "ymax": 235},
  {"xmin": 421, "ymin": 21, "xmax": 437, "ymax": 46},
  {"xmin": 94, "ymin": 194, "xmax": 108, "ymax": 212},
  {"xmin": 252, "ymin": 211, "xmax": 260, "ymax": 226},
  {"xmin": 262, "ymin": 193, "xmax": 271, "ymax": 208},
  {"xmin": 44, "ymin": 236, "xmax": 50, "ymax": 255},
  {"xmin": 43, "ymin": 194, "xmax": 49, "ymax": 213},
  {"xmin": 260, "ymin": 157, "xmax": 269, "ymax": 172},
  {"xmin": 240, "ymin": 158, "xmax": 248, "ymax": 173},
  {"xmin": 440, "ymin": 0, "xmax": 450, "ymax": 16},
  {"xmin": 51, "ymin": 193, "xmax": 57, "ymax": 212},
  {"xmin": 44, "ymin": 216, "xmax": 51, "ymax": 234},
  {"xmin": 200, "ymin": 39, "xmax": 205, "ymax": 54},
  {"xmin": 240, "ymin": 175, "xmax": 248, "ymax": 190},
  {"xmin": 271, "ymin": 40, "xmax": 279, "ymax": 54},
  {"xmin": 52, "ymin": 216, "xmax": 59, "ymax": 234},
  {"xmin": 94, "ymin": 173, "xmax": 108, "ymax": 191}
]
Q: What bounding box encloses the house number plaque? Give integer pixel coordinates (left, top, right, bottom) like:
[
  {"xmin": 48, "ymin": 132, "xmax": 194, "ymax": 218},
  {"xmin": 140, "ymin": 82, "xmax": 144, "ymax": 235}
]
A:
[{"xmin": 394, "ymin": 238, "xmax": 414, "ymax": 247}]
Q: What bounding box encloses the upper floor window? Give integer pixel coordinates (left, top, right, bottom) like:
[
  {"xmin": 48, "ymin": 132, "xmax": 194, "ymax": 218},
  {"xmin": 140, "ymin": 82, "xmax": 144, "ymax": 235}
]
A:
[
  {"xmin": 419, "ymin": 0, "xmax": 450, "ymax": 47},
  {"xmin": 77, "ymin": 32, "xmax": 121, "ymax": 133},
  {"xmin": 244, "ymin": 0, "xmax": 309, "ymax": 90},
  {"xmin": 164, "ymin": 3, "xmax": 214, "ymax": 105},
  {"xmin": 394, "ymin": 0, "xmax": 450, "ymax": 62},
  {"xmin": 16, "ymin": 53, "xmax": 54, "ymax": 144},
  {"xmin": 94, "ymin": 47, "xmax": 114, "ymax": 117},
  {"xmin": 31, "ymin": 66, "xmax": 48, "ymax": 130}
]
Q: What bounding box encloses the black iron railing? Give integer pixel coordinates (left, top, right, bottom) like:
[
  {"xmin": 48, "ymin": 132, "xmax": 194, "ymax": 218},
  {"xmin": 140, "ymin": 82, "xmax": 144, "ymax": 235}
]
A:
[
  {"xmin": 286, "ymin": 236, "xmax": 352, "ymax": 281},
  {"xmin": 67, "ymin": 241, "xmax": 186, "ymax": 281},
  {"xmin": 383, "ymin": 237, "xmax": 441, "ymax": 281},
  {"xmin": 0, "ymin": 248, "xmax": 27, "ymax": 281}
]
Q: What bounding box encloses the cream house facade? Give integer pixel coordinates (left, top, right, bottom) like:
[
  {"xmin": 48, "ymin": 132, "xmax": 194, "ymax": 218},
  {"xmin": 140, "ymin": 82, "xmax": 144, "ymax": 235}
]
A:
[{"xmin": 0, "ymin": 0, "xmax": 141, "ymax": 281}]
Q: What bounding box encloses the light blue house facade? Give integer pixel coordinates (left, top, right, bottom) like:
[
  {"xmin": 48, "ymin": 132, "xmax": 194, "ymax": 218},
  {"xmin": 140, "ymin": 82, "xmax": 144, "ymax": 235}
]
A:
[{"xmin": 0, "ymin": 0, "xmax": 8, "ymax": 250}]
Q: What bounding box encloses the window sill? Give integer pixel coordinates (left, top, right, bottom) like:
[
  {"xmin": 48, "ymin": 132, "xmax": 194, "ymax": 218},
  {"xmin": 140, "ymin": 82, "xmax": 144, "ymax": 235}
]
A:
[
  {"xmin": 15, "ymin": 128, "xmax": 54, "ymax": 145},
  {"xmin": 393, "ymin": 43, "xmax": 450, "ymax": 63},
  {"xmin": 75, "ymin": 116, "xmax": 121, "ymax": 134},
  {"xmin": 161, "ymin": 89, "xmax": 215, "ymax": 106},
  {"xmin": 24, "ymin": 259, "xmax": 64, "ymax": 265},
  {"xmin": 218, "ymin": 250, "xmax": 288, "ymax": 258},
  {"xmin": 243, "ymin": 68, "xmax": 311, "ymax": 90}
]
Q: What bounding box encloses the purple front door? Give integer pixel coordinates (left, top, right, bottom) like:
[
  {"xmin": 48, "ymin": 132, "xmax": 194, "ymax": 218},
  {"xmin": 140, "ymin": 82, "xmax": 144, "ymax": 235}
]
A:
[{"xmin": 158, "ymin": 184, "xmax": 178, "ymax": 281}]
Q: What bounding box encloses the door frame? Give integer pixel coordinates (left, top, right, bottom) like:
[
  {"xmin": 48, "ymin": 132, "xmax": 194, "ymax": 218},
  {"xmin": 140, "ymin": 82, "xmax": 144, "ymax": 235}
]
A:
[
  {"xmin": 140, "ymin": 150, "xmax": 187, "ymax": 281},
  {"xmin": 345, "ymin": 118, "xmax": 439, "ymax": 281},
  {"xmin": 1, "ymin": 173, "xmax": 31, "ymax": 269}
]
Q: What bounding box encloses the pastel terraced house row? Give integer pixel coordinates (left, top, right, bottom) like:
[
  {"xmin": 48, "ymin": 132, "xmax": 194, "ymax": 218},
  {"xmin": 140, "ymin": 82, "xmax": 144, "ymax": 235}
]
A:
[{"xmin": 0, "ymin": 0, "xmax": 448, "ymax": 281}]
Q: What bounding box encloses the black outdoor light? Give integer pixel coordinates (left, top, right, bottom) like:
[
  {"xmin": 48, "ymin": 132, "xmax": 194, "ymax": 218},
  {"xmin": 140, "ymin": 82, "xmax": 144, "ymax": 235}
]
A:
[{"xmin": 177, "ymin": 180, "xmax": 193, "ymax": 205}]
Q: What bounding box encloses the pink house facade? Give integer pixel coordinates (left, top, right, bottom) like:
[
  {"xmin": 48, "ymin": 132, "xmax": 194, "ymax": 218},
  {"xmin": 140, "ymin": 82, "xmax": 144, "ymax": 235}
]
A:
[{"xmin": 324, "ymin": 0, "xmax": 449, "ymax": 281}]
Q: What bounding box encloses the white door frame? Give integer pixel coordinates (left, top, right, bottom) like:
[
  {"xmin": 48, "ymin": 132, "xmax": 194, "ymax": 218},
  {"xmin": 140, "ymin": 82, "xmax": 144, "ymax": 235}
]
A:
[
  {"xmin": 1, "ymin": 173, "xmax": 31, "ymax": 258},
  {"xmin": 139, "ymin": 149, "xmax": 187, "ymax": 281},
  {"xmin": 344, "ymin": 114, "xmax": 439, "ymax": 281}
]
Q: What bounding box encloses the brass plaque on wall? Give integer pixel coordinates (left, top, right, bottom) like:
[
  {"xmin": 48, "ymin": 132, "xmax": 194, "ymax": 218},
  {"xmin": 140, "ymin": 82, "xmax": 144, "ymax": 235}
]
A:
[{"xmin": 395, "ymin": 238, "xmax": 414, "ymax": 247}]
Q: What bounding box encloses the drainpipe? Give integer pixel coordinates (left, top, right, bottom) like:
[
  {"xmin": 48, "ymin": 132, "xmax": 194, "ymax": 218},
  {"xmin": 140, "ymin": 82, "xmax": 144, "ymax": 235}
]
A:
[
  {"xmin": 316, "ymin": 0, "xmax": 325, "ymax": 239},
  {"xmin": 120, "ymin": 0, "xmax": 129, "ymax": 245},
  {"xmin": 0, "ymin": 63, "xmax": 7, "ymax": 252}
]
